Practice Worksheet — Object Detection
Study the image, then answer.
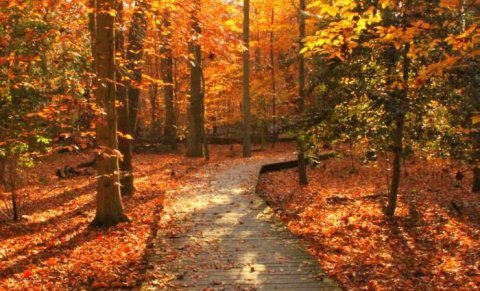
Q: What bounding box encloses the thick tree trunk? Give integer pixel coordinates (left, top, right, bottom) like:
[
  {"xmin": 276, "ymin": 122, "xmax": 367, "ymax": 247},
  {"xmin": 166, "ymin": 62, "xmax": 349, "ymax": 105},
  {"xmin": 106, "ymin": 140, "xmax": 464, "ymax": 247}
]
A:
[
  {"xmin": 90, "ymin": 0, "xmax": 128, "ymax": 227},
  {"xmin": 115, "ymin": 0, "xmax": 134, "ymax": 196},
  {"xmin": 161, "ymin": 9, "xmax": 177, "ymax": 150},
  {"xmin": 297, "ymin": 0, "xmax": 308, "ymax": 185},
  {"xmin": 242, "ymin": 0, "xmax": 252, "ymax": 158},
  {"xmin": 187, "ymin": 1, "xmax": 205, "ymax": 158}
]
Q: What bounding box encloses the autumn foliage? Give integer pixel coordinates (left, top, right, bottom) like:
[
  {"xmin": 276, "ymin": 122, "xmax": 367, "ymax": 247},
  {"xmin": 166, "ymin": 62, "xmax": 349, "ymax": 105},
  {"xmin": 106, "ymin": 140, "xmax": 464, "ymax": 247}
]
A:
[
  {"xmin": 1, "ymin": 0, "xmax": 479, "ymax": 289},
  {"xmin": 0, "ymin": 145, "xmax": 292, "ymax": 289},
  {"xmin": 0, "ymin": 147, "xmax": 230, "ymax": 289},
  {"xmin": 0, "ymin": 152, "xmax": 169, "ymax": 289},
  {"xmin": 258, "ymin": 153, "xmax": 480, "ymax": 290}
]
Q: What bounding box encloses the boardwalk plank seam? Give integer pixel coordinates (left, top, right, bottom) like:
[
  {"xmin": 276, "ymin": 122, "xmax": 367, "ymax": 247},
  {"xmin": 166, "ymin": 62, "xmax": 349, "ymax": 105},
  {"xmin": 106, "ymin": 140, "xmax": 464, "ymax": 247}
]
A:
[{"xmin": 142, "ymin": 157, "xmax": 340, "ymax": 290}]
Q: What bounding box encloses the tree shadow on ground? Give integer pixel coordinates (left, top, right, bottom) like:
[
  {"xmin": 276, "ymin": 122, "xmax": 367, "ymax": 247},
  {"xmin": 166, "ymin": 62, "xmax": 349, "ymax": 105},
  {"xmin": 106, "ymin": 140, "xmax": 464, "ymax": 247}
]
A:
[
  {"xmin": 0, "ymin": 223, "xmax": 94, "ymax": 281},
  {"xmin": 19, "ymin": 182, "xmax": 93, "ymax": 217},
  {"xmin": 0, "ymin": 184, "xmax": 94, "ymax": 242},
  {"xmin": 1, "ymin": 188, "xmax": 165, "ymax": 289},
  {"xmin": 1, "ymin": 200, "xmax": 95, "ymax": 255}
]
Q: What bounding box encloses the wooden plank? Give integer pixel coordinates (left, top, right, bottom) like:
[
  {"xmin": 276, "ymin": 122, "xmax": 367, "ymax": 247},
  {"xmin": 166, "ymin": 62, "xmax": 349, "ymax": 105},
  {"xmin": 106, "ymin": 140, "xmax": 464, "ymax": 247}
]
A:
[{"xmin": 142, "ymin": 157, "xmax": 341, "ymax": 290}]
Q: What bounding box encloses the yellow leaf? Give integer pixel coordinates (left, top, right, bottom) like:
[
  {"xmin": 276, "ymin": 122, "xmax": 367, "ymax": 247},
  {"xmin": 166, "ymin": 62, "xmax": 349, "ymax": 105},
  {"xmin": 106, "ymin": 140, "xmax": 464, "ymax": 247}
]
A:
[
  {"xmin": 473, "ymin": 115, "xmax": 480, "ymax": 125},
  {"xmin": 321, "ymin": 6, "xmax": 339, "ymax": 17},
  {"xmin": 379, "ymin": 0, "xmax": 395, "ymax": 9},
  {"xmin": 300, "ymin": 47, "xmax": 309, "ymax": 54}
]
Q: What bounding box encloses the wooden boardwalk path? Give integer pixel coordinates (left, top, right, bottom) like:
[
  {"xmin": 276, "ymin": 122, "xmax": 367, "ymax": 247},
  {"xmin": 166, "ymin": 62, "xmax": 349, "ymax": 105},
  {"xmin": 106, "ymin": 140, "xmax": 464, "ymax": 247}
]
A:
[{"xmin": 142, "ymin": 157, "xmax": 339, "ymax": 290}]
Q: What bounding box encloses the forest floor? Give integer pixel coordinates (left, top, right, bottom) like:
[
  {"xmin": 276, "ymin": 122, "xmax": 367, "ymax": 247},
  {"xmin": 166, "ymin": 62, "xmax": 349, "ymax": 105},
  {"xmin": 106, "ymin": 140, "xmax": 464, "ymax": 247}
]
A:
[
  {"xmin": 1, "ymin": 144, "xmax": 479, "ymax": 290},
  {"xmin": 0, "ymin": 144, "xmax": 294, "ymax": 290},
  {"xmin": 257, "ymin": 154, "xmax": 480, "ymax": 290}
]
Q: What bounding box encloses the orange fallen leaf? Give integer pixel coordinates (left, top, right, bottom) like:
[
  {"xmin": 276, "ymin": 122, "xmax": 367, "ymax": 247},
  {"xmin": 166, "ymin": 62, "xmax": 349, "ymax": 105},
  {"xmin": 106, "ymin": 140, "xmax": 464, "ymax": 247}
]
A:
[{"xmin": 23, "ymin": 269, "xmax": 34, "ymax": 278}]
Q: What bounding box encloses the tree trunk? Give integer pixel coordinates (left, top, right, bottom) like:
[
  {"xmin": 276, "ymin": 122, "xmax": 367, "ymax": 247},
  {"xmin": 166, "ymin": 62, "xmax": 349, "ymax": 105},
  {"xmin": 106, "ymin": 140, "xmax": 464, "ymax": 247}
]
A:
[
  {"xmin": 1, "ymin": 155, "xmax": 19, "ymax": 221},
  {"xmin": 471, "ymin": 3, "xmax": 480, "ymax": 192},
  {"xmin": 270, "ymin": 9, "xmax": 277, "ymax": 148},
  {"xmin": 150, "ymin": 14, "xmax": 160, "ymax": 140},
  {"xmin": 115, "ymin": 0, "xmax": 134, "ymax": 196},
  {"xmin": 11, "ymin": 187, "xmax": 18, "ymax": 222},
  {"xmin": 242, "ymin": 0, "xmax": 252, "ymax": 158},
  {"xmin": 150, "ymin": 82, "xmax": 158, "ymax": 138},
  {"xmin": 253, "ymin": 10, "xmax": 265, "ymax": 150},
  {"xmin": 297, "ymin": 0, "xmax": 308, "ymax": 185},
  {"xmin": 385, "ymin": 42, "xmax": 410, "ymax": 218},
  {"xmin": 204, "ymin": 136, "xmax": 210, "ymax": 161},
  {"xmin": 187, "ymin": 0, "xmax": 204, "ymax": 158},
  {"xmin": 126, "ymin": 0, "xmax": 148, "ymax": 136},
  {"xmin": 473, "ymin": 167, "xmax": 480, "ymax": 192},
  {"xmin": 117, "ymin": 0, "xmax": 148, "ymax": 196},
  {"xmin": 161, "ymin": 9, "xmax": 177, "ymax": 150},
  {"xmin": 90, "ymin": 0, "xmax": 128, "ymax": 227},
  {"xmin": 473, "ymin": 132, "xmax": 480, "ymax": 192},
  {"xmin": 385, "ymin": 115, "xmax": 405, "ymax": 217}
]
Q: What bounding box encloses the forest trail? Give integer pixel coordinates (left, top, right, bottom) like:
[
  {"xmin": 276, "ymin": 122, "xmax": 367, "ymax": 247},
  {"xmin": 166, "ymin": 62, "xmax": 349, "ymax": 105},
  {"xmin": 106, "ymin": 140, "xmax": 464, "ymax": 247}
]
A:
[{"xmin": 142, "ymin": 155, "xmax": 340, "ymax": 290}]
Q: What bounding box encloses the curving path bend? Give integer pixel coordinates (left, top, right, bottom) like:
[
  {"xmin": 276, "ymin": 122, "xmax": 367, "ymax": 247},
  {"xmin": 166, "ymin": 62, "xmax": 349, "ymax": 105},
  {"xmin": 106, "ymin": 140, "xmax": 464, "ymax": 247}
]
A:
[{"xmin": 142, "ymin": 155, "xmax": 339, "ymax": 291}]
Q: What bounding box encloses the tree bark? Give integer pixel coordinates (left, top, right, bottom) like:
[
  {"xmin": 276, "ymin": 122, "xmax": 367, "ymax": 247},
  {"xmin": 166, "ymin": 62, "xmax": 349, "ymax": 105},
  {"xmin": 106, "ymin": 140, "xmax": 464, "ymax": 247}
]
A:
[
  {"xmin": 385, "ymin": 42, "xmax": 410, "ymax": 218},
  {"xmin": 161, "ymin": 9, "xmax": 177, "ymax": 150},
  {"xmin": 385, "ymin": 114, "xmax": 405, "ymax": 217},
  {"xmin": 253, "ymin": 8, "xmax": 265, "ymax": 150},
  {"xmin": 242, "ymin": 0, "xmax": 252, "ymax": 158},
  {"xmin": 471, "ymin": 0, "xmax": 480, "ymax": 192},
  {"xmin": 116, "ymin": 0, "xmax": 148, "ymax": 196},
  {"xmin": 11, "ymin": 186, "xmax": 18, "ymax": 222},
  {"xmin": 126, "ymin": 0, "xmax": 148, "ymax": 135},
  {"xmin": 270, "ymin": 9, "xmax": 277, "ymax": 148},
  {"xmin": 473, "ymin": 167, "xmax": 480, "ymax": 192},
  {"xmin": 149, "ymin": 75, "xmax": 158, "ymax": 138},
  {"xmin": 473, "ymin": 132, "xmax": 480, "ymax": 192},
  {"xmin": 115, "ymin": 0, "xmax": 134, "ymax": 196},
  {"xmin": 0, "ymin": 156, "xmax": 19, "ymax": 221},
  {"xmin": 187, "ymin": 0, "xmax": 205, "ymax": 158},
  {"xmin": 90, "ymin": 0, "xmax": 128, "ymax": 227},
  {"xmin": 297, "ymin": 0, "xmax": 308, "ymax": 185}
]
